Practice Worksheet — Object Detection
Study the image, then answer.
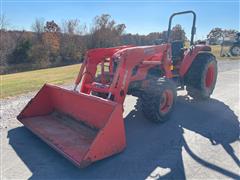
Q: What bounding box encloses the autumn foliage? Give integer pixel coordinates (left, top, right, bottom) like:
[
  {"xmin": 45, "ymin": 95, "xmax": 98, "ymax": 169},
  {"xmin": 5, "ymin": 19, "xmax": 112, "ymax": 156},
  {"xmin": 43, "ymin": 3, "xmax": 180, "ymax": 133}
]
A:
[{"xmin": 0, "ymin": 14, "xmax": 186, "ymax": 74}]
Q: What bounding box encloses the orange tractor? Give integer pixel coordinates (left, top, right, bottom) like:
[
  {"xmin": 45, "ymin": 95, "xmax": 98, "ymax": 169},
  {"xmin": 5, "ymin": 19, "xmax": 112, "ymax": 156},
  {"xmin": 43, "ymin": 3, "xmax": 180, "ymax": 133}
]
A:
[{"xmin": 18, "ymin": 11, "xmax": 217, "ymax": 167}]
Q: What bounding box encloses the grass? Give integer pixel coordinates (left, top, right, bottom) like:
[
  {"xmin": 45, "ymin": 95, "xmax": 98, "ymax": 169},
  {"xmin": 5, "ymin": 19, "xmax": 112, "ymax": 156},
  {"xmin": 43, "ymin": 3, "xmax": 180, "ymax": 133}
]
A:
[
  {"xmin": 0, "ymin": 64, "xmax": 81, "ymax": 98},
  {"xmin": 210, "ymin": 45, "xmax": 239, "ymax": 60},
  {"xmin": 185, "ymin": 41, "xmax": 239, "ymax": 60}
]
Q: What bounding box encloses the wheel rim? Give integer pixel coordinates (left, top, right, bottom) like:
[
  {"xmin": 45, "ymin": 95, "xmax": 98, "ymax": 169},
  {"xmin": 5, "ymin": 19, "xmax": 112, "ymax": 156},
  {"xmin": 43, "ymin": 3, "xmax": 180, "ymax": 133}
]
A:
[
  {"xmin": 205, "ymin": 64, "xmax": 215, "ymax": 88},
  {"xmin": 159, "ymin": 90, "xmax": 173, "ymax": 114},
  {"xmin": 232, "ymin": 46, "xmax": 240, "ymax": 55}
]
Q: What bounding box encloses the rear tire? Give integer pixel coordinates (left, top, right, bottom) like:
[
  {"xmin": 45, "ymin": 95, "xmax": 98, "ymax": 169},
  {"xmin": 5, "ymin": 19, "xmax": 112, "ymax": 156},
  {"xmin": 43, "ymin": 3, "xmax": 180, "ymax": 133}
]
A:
[
  {"xmin": 141, "ymin": 78, "xmax": 177, "ymax": 123},
  {"xmin": 185, "ymin": 53, "xmax": 217, "ymax": 100},
  {"xmin": 230, "ymin": 45, "xmax": 240, "ymax": 56}
]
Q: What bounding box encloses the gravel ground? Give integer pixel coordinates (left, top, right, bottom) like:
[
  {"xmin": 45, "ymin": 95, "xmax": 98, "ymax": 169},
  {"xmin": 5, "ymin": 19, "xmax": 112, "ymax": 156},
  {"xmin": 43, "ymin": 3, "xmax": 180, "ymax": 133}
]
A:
[{"xmin": 1, "ymin": 60, "xmax": 239, "ymax": 179}]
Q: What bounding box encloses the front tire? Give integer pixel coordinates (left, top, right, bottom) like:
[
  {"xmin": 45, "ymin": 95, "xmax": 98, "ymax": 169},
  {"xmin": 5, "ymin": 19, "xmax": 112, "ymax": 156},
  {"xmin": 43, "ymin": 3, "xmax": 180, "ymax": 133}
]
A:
[
  {"xmin": 141, "ymin": 78, "xmax": 177, "ymax": 123},
  {"xmin": 185, "ymin": 53, "xmax": 218, "ymax": 100}
]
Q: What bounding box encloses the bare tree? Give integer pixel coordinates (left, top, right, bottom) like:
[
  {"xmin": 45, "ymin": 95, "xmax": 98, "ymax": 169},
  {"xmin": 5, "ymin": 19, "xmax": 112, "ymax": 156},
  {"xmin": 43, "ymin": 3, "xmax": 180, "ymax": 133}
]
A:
[
  {"xmin": 60, "ymin": 19, "xmax": 86, "ymax": 62},
  {"xmin": 62, "ymin": 19, "xmax": 87, "ymax": 35},
  {"xmin": 90, "ymin": 14, "xmax": 126, "ymax": 48},
  {"xmin": 0, "ymin": 14, "xmax": 9, "ymax": 31},
  {"xmin": 93, "ymin": 14, "xmax": 115, "ymax": 30},
  {"xmin": 31, "ymin": 18, "xmax": 45, "ymax": 34},
  {"xmin": 62, "ymin": 19, "xmax": 78, "ymax": 35}
]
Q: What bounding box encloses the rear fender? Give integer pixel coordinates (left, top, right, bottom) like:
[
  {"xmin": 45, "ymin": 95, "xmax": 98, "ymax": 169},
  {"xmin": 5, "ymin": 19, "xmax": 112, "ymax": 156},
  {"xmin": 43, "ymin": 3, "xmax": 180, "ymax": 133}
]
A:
[{"xmin": 179, "ymin": 45, "xmax": 212, "ymax": 77}]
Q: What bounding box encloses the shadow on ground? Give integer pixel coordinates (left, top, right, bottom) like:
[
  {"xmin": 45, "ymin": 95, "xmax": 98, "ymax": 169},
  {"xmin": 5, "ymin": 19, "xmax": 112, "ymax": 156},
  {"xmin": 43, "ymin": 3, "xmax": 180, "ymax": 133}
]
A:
[{"xmin": 7, "ymin": 96, "xmax": 240, "ymax": 179}]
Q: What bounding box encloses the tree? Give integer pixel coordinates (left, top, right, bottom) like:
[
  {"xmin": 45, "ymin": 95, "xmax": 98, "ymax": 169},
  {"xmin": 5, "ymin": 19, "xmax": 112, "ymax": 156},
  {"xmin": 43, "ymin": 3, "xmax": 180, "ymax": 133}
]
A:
[
  {"xmin": 207, "ymin": 28, "xmax": 238, "ymax": 40},
  {"xmin": 171, "ymin": 24, "xmax": 186, "ymax": 41},
  {"xmin": 90, "ymin": 14, "xmax": 126, "ymax": 48},
  {"xmin": 0, "ymin": 14, "xmax": 9, "ymax": 31},
  {"xmin": 8, "ymin": 39, "xmax": 32, "ymax": 64},
  {"xmin": 29, "ymin": 42, "xmax": 51, "ymax": 68},
  {"xmin": 42, "ymin": 32, "xmax": 60, "ymax": 56},
  {"xmin": 60, "ymin": 19, "xmax": 87, "ymax": 63},
  {"xmin": 32, "ymin": 18, "xmax": 45, "ymax": 34},
  {"xmin": 61, "ymin": 19, "xmax": 85, "ymax": 35},
  {"xmin": 207, "ymin": 28, "xmax": 238, "ymax": 45},
  {"xmin": 1, "ymin": 30, "xmax": 28, "ymax": 68},
  {"xmin": 0, "ymin": 15, "xmax": 11, "ymax": 67},
  {"xmin": 44, "ymin": 20, "xmax": 60, "ymax": 32},
  {"xmin": 42, "ymin": 20, "xmax": 61, "ymax": 61},
  {"xmin": 159, "ymin": 24, "xmax": 186, "ymax": 42},
  {"xmin": 160, "ymin": 31, "xmax": 168, "ymax": 42},
  {"xmin": 223, "ymin": 29, "xmax": 238, "ymax": 38},
  {"xmin": 207, "ymin": 28, "xmax": 224, "ymax": 40}
]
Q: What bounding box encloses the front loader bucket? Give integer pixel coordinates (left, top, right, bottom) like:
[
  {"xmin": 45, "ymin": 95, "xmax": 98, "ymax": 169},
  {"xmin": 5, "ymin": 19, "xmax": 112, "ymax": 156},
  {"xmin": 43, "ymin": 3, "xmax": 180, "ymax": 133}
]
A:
[{"xmin": 17, "ymin": 84, "xmax": 126, "ymax": 167}]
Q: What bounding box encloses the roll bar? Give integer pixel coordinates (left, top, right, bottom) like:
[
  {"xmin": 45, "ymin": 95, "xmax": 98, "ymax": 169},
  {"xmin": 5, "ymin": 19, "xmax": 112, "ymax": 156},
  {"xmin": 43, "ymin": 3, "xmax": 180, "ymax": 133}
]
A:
[{"xmin": 167, "ymin": 10, "xmax": 196, "ymax": 45}]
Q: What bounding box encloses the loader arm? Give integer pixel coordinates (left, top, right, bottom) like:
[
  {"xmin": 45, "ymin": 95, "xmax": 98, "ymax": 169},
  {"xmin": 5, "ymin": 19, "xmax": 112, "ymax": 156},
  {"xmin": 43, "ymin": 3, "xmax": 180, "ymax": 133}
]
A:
[
  {"xmin": 109, "ymin": 44, "xmax": 172, "ymax": 104},
  {"xmin": 75, "ymin": 45, "xmax": 133, "ymax": 92}
]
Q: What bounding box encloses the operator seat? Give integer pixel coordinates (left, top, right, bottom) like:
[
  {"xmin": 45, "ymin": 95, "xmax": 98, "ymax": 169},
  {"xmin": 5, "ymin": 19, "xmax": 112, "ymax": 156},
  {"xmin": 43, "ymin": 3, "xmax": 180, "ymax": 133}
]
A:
[{"xmin": 171, "ymin": 40, "xmax": 184, "ymax": 65}]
